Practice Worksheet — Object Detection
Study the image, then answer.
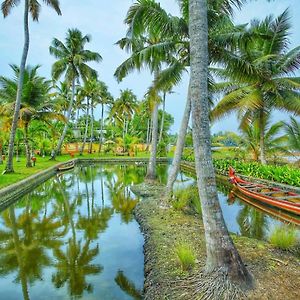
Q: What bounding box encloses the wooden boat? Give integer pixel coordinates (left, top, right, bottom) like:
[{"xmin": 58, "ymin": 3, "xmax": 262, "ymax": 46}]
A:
[
  {"xmin": 229, "ymin": 167, "xmax": 300, "ymax": 215},
  {"xmin": 228, "ymin": 191, "xmax": 300, "ymax": 226},
  {"xmin": 57, "ymin": 161, "xmax": 75, "ymax": 172}
]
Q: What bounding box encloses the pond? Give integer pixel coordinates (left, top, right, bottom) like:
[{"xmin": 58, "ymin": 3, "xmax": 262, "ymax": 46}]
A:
[{"xmin": 0, "ymin": 163, "xmax": 298, "ymax": 300}]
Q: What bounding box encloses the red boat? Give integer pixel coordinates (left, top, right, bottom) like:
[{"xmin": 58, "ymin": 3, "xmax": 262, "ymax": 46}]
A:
[{"xmin": 229, "ymin": 167, "xmax": 300, "ymax": 215}]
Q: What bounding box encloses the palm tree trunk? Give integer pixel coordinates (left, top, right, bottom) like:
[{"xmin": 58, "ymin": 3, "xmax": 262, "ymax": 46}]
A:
[
  {"xmin": 259, "ymin": 109, "xmax": 266, "ymax": 165},
  {"xmin": 189, "ymin": 0, "xmax": 252, "ymax": 288},
  {"xmin": 159, "ymin": 92, "xmax": 166, "ymax": 143},
  {"xmin": 98, "ymin": 103, "xmax": 104, "ymax": 153},
  {"xmin": 24, "ymin": 122, "xmax": 32, "ymax": 167},
  {"xmin": 89, "ymin": 100, "xmax": 94, "ymax": 153},
  {"xmin": 0, "ymin": 144, "xmax": 2, "ymax": 165},
  {"xmin": 16, "ymin": 142, "xmax": 20, "ymax": 162},
  {"xmin": 165, "ymin": 91, "xmax": 191, "ymax": 197},
  {"xmin": 5, "ymin": 0, "xmax": 30, "ymax": 173},
  {"xmin": 146, "ymin": 118, "xmax": 150, "ymax": 145},
  {"xmin": 80, "ymin": 98, "xmax": 90, "ymax": 155},
  {"xmin": 146, "ymin": 100, "xmax": 159, "ymax": 180},
  {"xmin": 54, "ymin": 78, "xmax": 76, "ymax": 157}
]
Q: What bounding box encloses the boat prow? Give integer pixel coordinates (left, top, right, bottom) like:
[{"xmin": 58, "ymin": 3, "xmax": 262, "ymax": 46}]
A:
[{"xmin": 57, "ymin": 161, "xmax": 75, "ymax": 172}]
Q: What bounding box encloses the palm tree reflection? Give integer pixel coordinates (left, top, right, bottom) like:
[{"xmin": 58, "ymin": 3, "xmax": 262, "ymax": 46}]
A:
[{"xmin": 115, "ymin": 270, "xmax": 143, "ymax": 300}]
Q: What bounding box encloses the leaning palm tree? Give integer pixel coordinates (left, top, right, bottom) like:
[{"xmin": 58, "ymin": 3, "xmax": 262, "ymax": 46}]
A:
[
  {"xmin": 1, "ymin": 0, "xmax": 61, "ymax": 173},
  {"xmin": 211, "ymin": 10, "xmax": 300, "ymax": 164},
  {"xmin": 49, "ymin": 28, "xmax": 102, "ymax": 158},
  {"xmin": 188, "ymin": 0, "xmax": 253, "ymax": 296},
  {"xmin": 119, "ymin": 0, "xmax": 250, "ymax": 193},
  {"xmin": 115, "ymin": 19, "xmax": 166, "ymax": 179}
]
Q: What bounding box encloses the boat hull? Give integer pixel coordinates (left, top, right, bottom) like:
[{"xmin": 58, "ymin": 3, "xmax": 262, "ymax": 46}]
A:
[{"xmin": 229, "ymin": 167, "xmax": 300, "ymax": 216}]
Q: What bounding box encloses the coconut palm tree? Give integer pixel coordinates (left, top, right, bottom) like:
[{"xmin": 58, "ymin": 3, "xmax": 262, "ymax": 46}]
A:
[
  {"xmin": 211, "ymin": 10, "xmax": 300, "ymax": 164},
  {"xmin": 109, "ymin": 89, "xmax": 138, "ymax": 140},
  {"xmin": 240, "ymin": 119, "xmax": 287, "ymax": 161},
  {"xmin": 283, "ymin": 117, "xmax": 300, "ymax": 152},
  {"xmin": 188, "ymin": 0, "xmax": 253, "ymax": 294},
  {"xmin": 118, "ymin": 0, "xmax": 250, "ymax": 191},
  {"xmin": 49, "ymin": 28, "xmax": 102, "ymax": 158},
  {"xmin": 1, "ymin": 0, "xmax": 61, "ymax": 173},
  {"xmin": 96, "ymin": 81, "xmax": 113, "ymax": 153},
  {"xmin": 0, "ymin": 65, "xmax": 65, "ymax": 167}
]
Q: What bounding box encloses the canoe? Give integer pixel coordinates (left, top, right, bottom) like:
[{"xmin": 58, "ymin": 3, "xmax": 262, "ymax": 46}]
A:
[
  {"xmin": 57, "ymin": 161, "xmax": 75, "ymax": 172},
  {"xmin": 229, "ymin": 167, "xmax": 300, "ymax": 215},
  {"xmin": 228, "ymin": 191, "xmax": 300, "ymax": 226}
]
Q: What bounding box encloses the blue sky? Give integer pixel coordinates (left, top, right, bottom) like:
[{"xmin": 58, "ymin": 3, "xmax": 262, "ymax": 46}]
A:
[{"xmin": 0, "ymin": 0, "xmax": 299, "ymax": 133}]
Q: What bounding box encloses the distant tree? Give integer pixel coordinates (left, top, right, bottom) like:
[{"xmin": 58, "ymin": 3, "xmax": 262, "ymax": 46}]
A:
[{"xmin": 50, "ymin": 28, "xmax": 102, "ymax": 157}]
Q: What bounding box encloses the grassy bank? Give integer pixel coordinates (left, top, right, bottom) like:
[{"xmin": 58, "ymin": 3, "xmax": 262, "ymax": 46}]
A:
[
  {"xmin": 0, "ymin": 152, "xmax": 151, "ymax": 189},
  {"xmin": 133, "ymin": 183, "xmax": 300, "ymax": 300}
]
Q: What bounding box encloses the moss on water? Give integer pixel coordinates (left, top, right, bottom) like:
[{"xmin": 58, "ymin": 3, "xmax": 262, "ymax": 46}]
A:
[{"xmin": 133, "ymin": 183, "xmax": 300, "ymax": 300}]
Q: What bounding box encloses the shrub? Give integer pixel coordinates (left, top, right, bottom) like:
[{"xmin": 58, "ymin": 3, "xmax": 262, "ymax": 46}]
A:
[
  {"xmin": 175, "ymin": 243, "xmax": 196, "ymax": 271},
  {"xmin": 173, "ymin": 185, "xmax": 202, "ymax": 214},
  {"xmin": 172, "ymin": 190, "xmax": 189, "ymax": 211},
  {"xmin": 182, "ymin": 151, "xmax": 300, "ymax": 187},
  {"xmin": 269, "ymin": 225, "xmax": 299, "ymax": 251}
]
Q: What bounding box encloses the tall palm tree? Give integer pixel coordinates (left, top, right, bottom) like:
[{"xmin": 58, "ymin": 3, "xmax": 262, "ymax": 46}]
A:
[
  {"xmin": 0, "ymin": 65, "xmax": 64, "ymax": 167},
  {"xmin": 115, "ymin": 8, "xmax": 168, "ymax": 179},
  {"xmin": 211, "ymin": 10, "xmax": 300, "ymax": 164},
  {"xmin": 49, "ymin": 28, "xmax": 102, "ymax": 158},
  {"xmin": 189, "ymin": 0, "xmax": 252, "ymax": 293},
  {"xmin": 1, "ymin": 0, "xmax": 61, "ymax": 173},
  {"xmin": 119, "ymin": 0, "xmax": 249, "ymax": 191},
  {"xmin": 96, "ymin": 81, "xmax": 113, "ymax": 153}
]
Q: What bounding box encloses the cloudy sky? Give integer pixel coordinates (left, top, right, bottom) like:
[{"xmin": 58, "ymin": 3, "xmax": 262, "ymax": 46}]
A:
[{"xmin": 0, "ymin": 0, "xmax": 299, "ymax": 133}]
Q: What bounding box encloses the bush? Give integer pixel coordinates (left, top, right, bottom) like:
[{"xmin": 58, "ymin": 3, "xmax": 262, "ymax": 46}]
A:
[
  {"xmin": 182, "ymin": 150, "xmax": 300, "ymax": 187},
  {"xmin": 175, "ymin": 243, "xmax": 196, "ymax": 271},
  {"xmin": 172, "ymin": 189, "xmax": 189, "ymax": 211},
  {"xmin": 173, "ymin": 185, "xmax": 202, "ymax": 214},
  {"xmin": 269, "ymin": 226, "xmax": 299, "ymax": 251}
]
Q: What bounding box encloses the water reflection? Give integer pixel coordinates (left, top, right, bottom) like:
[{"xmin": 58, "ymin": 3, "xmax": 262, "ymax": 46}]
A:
[
  {"xmin": 1, "ymin": 163, "xmax": 299, "ymax": 299},
  {"xmin": 0, "ymin": 164, "xmax": 146, "ymax": 300},
  {"xmin": 173, "ymin": 171, "xmax": 300, "ymax": 240}
]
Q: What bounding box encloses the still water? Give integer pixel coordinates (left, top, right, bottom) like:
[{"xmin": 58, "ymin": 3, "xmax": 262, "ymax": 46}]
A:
[{"xmin": 0, "ymin": 163, "xmax": 298, "ymax": 300}]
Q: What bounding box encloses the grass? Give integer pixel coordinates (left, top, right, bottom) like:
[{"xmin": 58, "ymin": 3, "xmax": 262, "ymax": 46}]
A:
[
  {"xmin": 134, "ymin": 183, "xmax": 300, "ymax": 299},
  {"xmin": 269, "ymin": 225, "xmax": 299, "ymax": 251},
  {"xmin": 173, "ymin": 185, "xmax": 202, "ymax": 215},
  {"xmin": 175, "ymin": 243, "xmax": 196, "ymax": 271},
  {"xmin": 0, "ymin": 151, "xmax": 152, "ymax": 190}
]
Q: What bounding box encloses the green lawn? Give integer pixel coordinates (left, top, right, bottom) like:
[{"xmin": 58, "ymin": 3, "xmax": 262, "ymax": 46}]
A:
[{"xmin": 0, "ymin": 152, "xmax": 153, "ymax": 190}]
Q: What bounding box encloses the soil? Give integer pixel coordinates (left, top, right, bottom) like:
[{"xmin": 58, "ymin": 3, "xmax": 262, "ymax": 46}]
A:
[{"xmin": 132, "ymin": 182, "xmax": 300, "ymax": 300}]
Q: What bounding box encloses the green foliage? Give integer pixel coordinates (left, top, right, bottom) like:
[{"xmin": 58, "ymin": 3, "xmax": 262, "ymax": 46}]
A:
[
  {"xmin": 157, "ymin": 141, "xmax": 167, "ymax": 157},
  {"xmin": 269, "ymin": 226, "xmax": 299, "ymax": 251},
  {"xmin": 172, "ymin": 189, "xmax": 189, "ymax": 211},
  {"xmin": 182, "ymin": 151, "xmax": 300, "ymax": 187},
  {"xmin": 213, "ymin": 159, "xmax": 300, "ymax": 187},
  {"xmin": 175, "ymin": 243, "xmax": 196, "ymax": 271},
  {"xmin": 173, "ymin": 185, "xmax": 202, "ymax": 215}
]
